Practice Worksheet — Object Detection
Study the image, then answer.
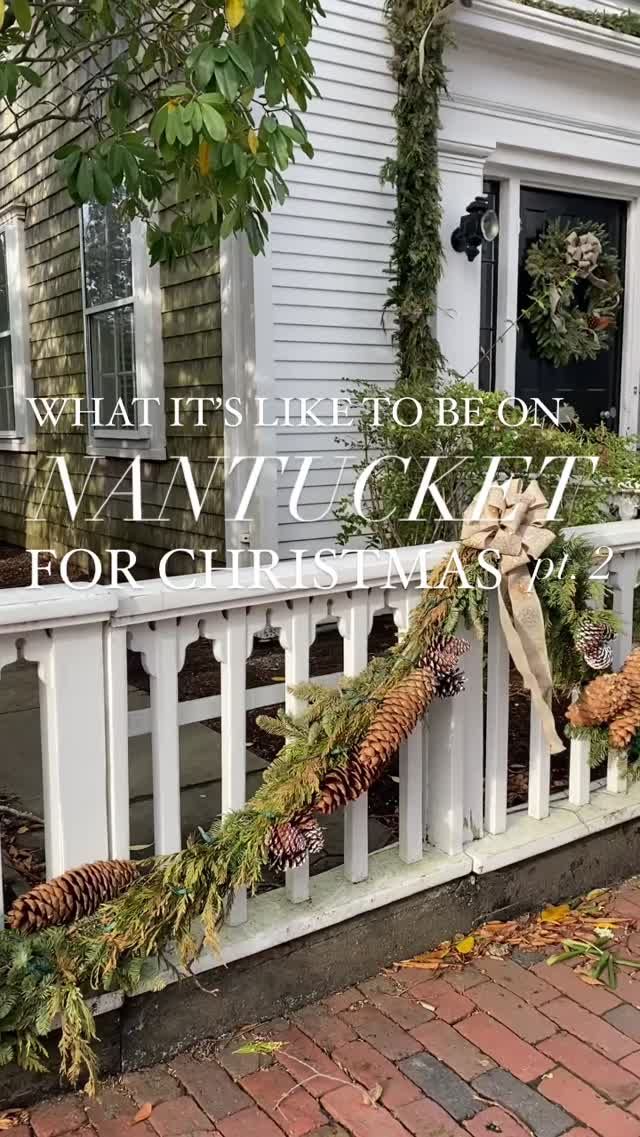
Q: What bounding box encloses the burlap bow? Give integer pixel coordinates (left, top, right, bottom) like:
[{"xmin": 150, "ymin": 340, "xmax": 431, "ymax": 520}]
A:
[{"xmin": 461, "ymin": 480, "xmax": 564, "ymax": 754}]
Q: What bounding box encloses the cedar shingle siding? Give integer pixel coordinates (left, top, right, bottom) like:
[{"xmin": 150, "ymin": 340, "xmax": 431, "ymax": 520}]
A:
[{"xmin": 0, "ymin": 110, "xmax": 224, "ymax": 575}]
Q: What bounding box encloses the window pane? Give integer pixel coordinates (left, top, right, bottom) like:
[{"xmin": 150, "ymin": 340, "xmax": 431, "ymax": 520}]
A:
[
  {"xmin": 82, "ymin": 201, "xmax": 133, "ymax": 308},
  {"xmin": 0, "ymin": 336, "xmax": 14, "ymax": 431},
  {"xmin": 89, "ymin": 306, "xmax": 136, "ymax": 424},
  {"xmin": 0, "ymin": 233, "xmax": 9, "ymax": 334}
]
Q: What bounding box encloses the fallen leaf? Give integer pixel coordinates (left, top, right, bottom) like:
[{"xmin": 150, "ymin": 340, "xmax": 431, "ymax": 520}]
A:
[
  {"xmin": 579, "ymin": 973, "xmax": 605, "ymax": 987},
  {"xmin": 419, "ymin": 1002, "xmax": 436, "ymax": 1011},
  {"xmin": 456, "ymin": 935, "xmax": 475, "ymax": 955},
  {"xmin": 368, "ymin": 1084, "xmax": 383, "ymax": 1104},
  {"xmin": 131, "ymin": 1104, "xmax": 153, "ymax": 1125},
  {"xmin": 396, "ymin": 960, "xmax": 446, "ymax": 971},
  {"xmin": 540, "ymin": 904, "xmax": 571, "ymax": 924}
]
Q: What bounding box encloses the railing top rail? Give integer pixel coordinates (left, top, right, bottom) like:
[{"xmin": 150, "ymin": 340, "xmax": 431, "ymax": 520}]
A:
[
  {"xmin": 0, "ymin": 519, "xmax": 638, "ymax": 633},
  {"xmin": 0, "ymin": 585, "xmax": 118, "ymax": 635},
  {"xmin": 110, "ymin": 542, "xmax": 458, "ymax": 625},
  {"xmin": 563, "ymin": 519, "xmax": 640, "ymax": 552}
]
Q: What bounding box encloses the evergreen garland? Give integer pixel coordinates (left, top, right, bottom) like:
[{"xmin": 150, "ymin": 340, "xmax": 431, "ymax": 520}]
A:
[
  {"xmin": 2, "ymin": 0, "xmax": 639, "ymax": 1096},
  {"xmin": 383, "ymin": 0, "xmax": 449, "ymax": 386},
  {"xmin": 0, "ymin": 536, "xmax": 614, "ymax": 1089}
]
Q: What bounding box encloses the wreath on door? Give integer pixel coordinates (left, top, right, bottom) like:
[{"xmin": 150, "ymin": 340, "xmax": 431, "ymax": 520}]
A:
[{"xmin": 525, "ymin": 219, "xmax": 622, "ymax": 368}]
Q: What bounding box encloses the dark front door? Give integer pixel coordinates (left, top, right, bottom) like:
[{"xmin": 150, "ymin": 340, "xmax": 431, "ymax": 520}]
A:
[{"xmin": 517, "ymin": 186, "xmax": 626, "ymax": 428}]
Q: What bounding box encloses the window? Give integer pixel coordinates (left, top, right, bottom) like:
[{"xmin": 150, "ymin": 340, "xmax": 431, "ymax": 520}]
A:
[
  {"xmin": 80, "ymin": 201, "xmax": 165, "ymax": 458},
  {"xmin": 479, "ymin": 179, "xmax": 500, "ymax": 393},
  {"xmin": 0, "ymin": 203, "xmax": 34, "ymax": 451}
]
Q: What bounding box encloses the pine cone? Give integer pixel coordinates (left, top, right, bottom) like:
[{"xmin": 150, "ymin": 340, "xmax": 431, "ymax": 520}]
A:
[
  {"xmin": 357, "ymin": 667, "xmax": 434, "ymax": 770},
  {"xmin": 575, "ymin": 618, "xmax": 614, "ymax": 671},
  {"xmin": 567, "ymin": 674, "xmax": 632, "ymax": 729},
  {"xmin": 610, "ymin": 702, "xmax": 640, "ymax": 750},
  {"xmin": 423, "ymin": 633, "xmax": 469, "ymax": 698},
  {"xmin": 7, "ymin": 859, "xmax": 139, "ymax": 932},
  {"xmin": 434, "ymin": 670, "xmax": 467, "ymax": 699},
  {"xmin": 623, "ymin": 648, "xmax": 640, "ymax": 693},
  {"xmin": 267, "ymin": 812, "xmax": 324, "ymax": 872},
  {"xmin": 314, "ymin": 758, "xmax": 372, "ymax": 815}
]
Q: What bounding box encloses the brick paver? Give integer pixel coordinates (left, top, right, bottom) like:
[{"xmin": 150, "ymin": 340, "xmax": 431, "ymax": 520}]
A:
[{"xmin": 17, "ymin": 877, "xmax": 640, "ymax": 1137}]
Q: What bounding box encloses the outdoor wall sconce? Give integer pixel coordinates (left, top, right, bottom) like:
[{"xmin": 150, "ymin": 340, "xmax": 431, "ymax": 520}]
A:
[{"xmin": 451, "ymin": 196, "xmax": 499, "ymax": 261}]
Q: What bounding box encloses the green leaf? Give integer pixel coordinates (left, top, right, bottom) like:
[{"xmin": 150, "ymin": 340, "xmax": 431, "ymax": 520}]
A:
[
  {"xmin": 165, "ymin": 107, "xmax": 179, "ymax": 146},
  {"xmin": 201, "ymin": 102, "xmax": 227, "ymax": 142},
  {"xmin": 122, "ymin": 149, "xmax": 139, "ymax": 190},
  {"xmin": 265, "ymin": 68, "xmax": 283, "ymax": 104},
  {"xmin": 17, "ymin": 65, "xmax": 41, "ymax": 87},
  {"xmin": 226, "ymin": 41, "xmax": 254, "ymax": 83},
  {"xmin": 220, "ymin": 208, "xmax": 239, "ymax": 239},
  {"xmin": 214, "ymin": 61, "xmax": 239, "ymax": 103},
  {"xmin": 76, "ymin": 156, "xmax": 94, "ymax": 201},
  {"xmin": 271, "ymin": 129, "xmax": 289, "ymax": 170},
  {"xmin": 175, "ymin": 110, "xmax": 193, "ymax": 146},
  {"xmin": 93, "ymin": 159, "xmax": 114, "ymax": 204},
  {"xmin": 193, "ymin": 43, "xmax": 217, "ymax": 89},
  {"xmin": 233, "ymin": 144, "xmax": 248, "ymax": 178},
  {"xmin": 13, "ymin": 0, "xmax": 32, "ymax": 32},
  {"xmin": 150, "ymin": 103, "xmax": 169, "ymax": 143}
]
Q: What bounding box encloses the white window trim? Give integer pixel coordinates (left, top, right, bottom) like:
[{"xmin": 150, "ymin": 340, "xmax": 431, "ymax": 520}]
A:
[
  {"xmin": 0, "ymin": 202, "xmax": 35, "ymax": 452},
  {"xmin": 80, "ymin": 210, "xmax": 166, "ymax": 460}
]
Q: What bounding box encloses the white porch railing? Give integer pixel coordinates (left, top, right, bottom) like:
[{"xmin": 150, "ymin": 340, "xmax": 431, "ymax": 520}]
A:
[{"xmin": 1, "ymin": 521, "xmax": 640, "ymax": 989}]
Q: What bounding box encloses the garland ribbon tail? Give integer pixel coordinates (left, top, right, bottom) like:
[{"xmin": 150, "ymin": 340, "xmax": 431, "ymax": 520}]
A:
[
  {"xmin": 497, "ymin": 568, "xmax": 564, "ymax": 754},
  {"xmin": 461, "ymin": 479, "xmax": 565, "ymax": 755}
]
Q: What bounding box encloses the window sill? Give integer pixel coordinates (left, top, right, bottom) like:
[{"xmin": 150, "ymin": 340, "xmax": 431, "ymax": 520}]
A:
[
  {"xmin": 86, "ymin": 438, "xmax": 167, "ymax": 462},
  {"xmin": 0, "ymin": 435, "xmax": 36, "ymax": 454}
]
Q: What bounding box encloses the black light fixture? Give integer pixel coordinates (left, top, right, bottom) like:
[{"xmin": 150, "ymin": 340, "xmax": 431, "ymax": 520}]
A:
[{"xmin": 451, "ymin": 195, "xmax": 499, "ymax": 262}]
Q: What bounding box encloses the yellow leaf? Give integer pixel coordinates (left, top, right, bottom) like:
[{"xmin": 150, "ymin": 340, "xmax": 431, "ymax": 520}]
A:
[
  {"xmin": 278, "ymin": 32, "xmax": 286, "ymax": 45},
  {"xmin": 540, "ymin": 904, "xmax": 571, "ymax": 924},
  {"xmin": 0, "ymin": 2, "xmax": 5, "ymax": 30},
  {"xmin": 226, "ymin": 0, "xmax": 245, "ymax": 28},
  {"xmin": 456, "ymin": 935, "xmax": 475, "ymax": 955},
  {"xmin": 248, "ymin": 129, "xmax": 259, "ymax": 155},
  {"xmin": 198, "ymin": 140, "xmax": 211, "ymax": 176}
]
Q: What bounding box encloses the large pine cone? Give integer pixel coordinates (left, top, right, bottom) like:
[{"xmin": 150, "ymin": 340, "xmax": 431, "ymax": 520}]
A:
[
  {"xmin": 357, "ymin": 667, "xmax": 434, "ymax": 769},
  {"xmin": 610, "ymin": 703, "xmax": 640, "ymax": 750},
  {"xmin": 314, "ymin": 758, "xmax": 373, "ymax": 815},
  {"xmin": 567, "ymin": 674, "xmax": 632, "ymax": 729},
  {"xmin": 7, "ymin": 859, "xmax": 139, "ymax": 932},
  {"xmin": 623, "ymin": 648, "xmax": 640, "ymax": 693}
]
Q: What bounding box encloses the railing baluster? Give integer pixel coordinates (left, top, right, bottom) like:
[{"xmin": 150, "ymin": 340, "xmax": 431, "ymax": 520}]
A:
[
  {"xmin": 144, "ymin": 621, "xmax": 182, "ymax": 855},
  {"xmin": 610, "ymin": 552, "xmax": 637, "ymax": 670},
  {"xmin": 607, "ymin": 747, "xmax": 628, "ymax": 794},
  {"xmin": 104, "ymin": 625, "xmax": 130, "ymax": 859},
  {"xmin": 37, "ymin": 624, "xmax": 111, "ymax": 874},
  {"xmin": 218, "ymin": 608, "xmax": 249, "ymax": 925},
  {"xmin": 528, "ymin": 708, "xmax": 550, "ymax": 820},
  {"xmin": 396, "ymin": 592, "xmax": 425, "ymax": 864},
  {"xmin": 462, "ymin": 628, "xmax": 484, "ymax": 842},
  {"xmin": 485, "ymin": 592, "xmax": 509, "ymax": 834},
  {"xmin": 568, "ymin": 689, "xmax": 590, "ymax": 807},
  {"xmin": 284, "ymin": 598, "xmax": 313, "ymax": 903},
  {"xmin": 341, "ymin": 592, "xmax": 370, "ymax": 883},
  {"xmin": 427, "ymin": 696, "xmax": 465, "ymax": 857}
]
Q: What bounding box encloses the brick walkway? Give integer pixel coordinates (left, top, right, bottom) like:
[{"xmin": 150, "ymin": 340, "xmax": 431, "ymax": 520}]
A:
[{"xmin": 17, "ymin": 880, "xmax": 640, "ymax": 1137}]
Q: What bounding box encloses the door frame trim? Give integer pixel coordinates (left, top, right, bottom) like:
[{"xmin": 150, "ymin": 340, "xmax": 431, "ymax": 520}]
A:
[{"xmin": 485, "ymin": 158, "xmax": 640, "ymax": 436}]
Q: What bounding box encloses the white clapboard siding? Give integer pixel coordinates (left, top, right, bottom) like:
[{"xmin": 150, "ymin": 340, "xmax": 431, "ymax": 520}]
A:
[{"xmin": 270, "ymin": 0, "xmax": 396, "ymax": 556}]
